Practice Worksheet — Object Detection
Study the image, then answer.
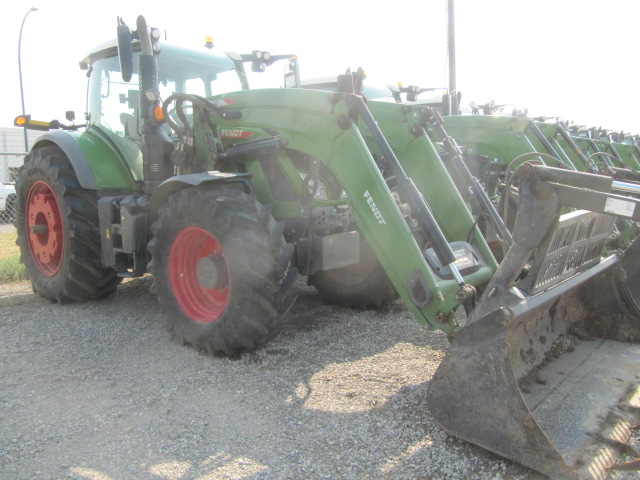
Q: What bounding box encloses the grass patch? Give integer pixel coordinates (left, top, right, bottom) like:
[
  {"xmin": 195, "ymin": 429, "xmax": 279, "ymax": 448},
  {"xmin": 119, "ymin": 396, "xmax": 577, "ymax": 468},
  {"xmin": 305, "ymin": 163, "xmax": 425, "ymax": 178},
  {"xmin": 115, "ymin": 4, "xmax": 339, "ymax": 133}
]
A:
[
  {"xmin": 0, "ymin": 254, "xmax": 26, "ymax": 282},
  {"xmin": 0, "ymin": 230, "xmax": 26, "ymax": 282}
]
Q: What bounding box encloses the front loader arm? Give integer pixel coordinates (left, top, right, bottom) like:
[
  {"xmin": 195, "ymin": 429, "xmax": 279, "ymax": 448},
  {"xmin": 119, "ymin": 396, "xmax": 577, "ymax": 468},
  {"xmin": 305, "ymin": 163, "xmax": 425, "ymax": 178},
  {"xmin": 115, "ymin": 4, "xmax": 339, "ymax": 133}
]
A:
[
  {"xmin": 192, "ymin": 88, "xmax": 489, "ymax": 334},
  {"xmin": 366, "ymin": 101, "xmax": 501, "ymax": 263}
]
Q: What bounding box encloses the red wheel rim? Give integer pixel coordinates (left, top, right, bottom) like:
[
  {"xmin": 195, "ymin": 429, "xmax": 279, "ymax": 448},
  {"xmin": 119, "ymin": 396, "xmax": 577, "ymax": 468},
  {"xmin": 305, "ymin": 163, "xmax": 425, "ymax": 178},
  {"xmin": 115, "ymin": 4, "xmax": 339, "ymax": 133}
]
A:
[
  {"xmin": 169, "ymin": 226, "xmax": 230, "ymax": 323},
  {"xmin": 26, "ymin": 181, "xmax": 64, "ymax": 276}
]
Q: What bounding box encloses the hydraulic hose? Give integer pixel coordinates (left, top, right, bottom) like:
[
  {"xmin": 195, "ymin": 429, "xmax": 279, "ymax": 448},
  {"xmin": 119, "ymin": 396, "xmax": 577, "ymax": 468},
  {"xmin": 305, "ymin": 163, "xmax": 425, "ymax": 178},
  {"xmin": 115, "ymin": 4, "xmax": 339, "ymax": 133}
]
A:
[
  {"xmin": 356, "ymin": 97, "xmax": 466, "ymax": 286},
  {"xmin": 526, "ymin": 120, "xmax": 564, "ymax": 163},
  {"xmin": 428, "ymin": 113, "xmax": 514, "ymax": 247},
  {"xmin": 556, "ymin": 123, "xmax": 591, "ymax": 167},
  {"xmin": 587, "ymin": 151, "xmax": 630, "ymax": 171}
]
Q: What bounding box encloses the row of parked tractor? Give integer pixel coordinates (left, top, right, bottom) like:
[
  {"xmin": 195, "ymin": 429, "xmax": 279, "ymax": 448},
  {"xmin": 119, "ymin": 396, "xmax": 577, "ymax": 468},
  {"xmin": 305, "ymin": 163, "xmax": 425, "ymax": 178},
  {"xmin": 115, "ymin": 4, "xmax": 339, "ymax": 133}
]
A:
[{"xmin": 13, "ymin": 14, "xmax": 640, "ymax": 480}]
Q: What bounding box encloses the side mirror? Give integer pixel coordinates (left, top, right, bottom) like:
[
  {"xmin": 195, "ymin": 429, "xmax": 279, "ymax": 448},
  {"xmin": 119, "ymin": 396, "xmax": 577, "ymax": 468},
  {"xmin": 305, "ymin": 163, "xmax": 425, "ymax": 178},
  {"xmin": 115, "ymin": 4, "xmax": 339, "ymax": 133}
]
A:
[
  {"xmin": 284, "ymin": 58, "xmax": 300, "ymax": 88},
  {"xmin": 251, "ymin": 62, "xmax": 267, "ymax": 73},
  {"xmin": 284, "ymin": 70, "xmax": 297, "ymax": 88},
  {"xmin": 117, "ymin": 20, "xmax": 133, "ymax": 82}
]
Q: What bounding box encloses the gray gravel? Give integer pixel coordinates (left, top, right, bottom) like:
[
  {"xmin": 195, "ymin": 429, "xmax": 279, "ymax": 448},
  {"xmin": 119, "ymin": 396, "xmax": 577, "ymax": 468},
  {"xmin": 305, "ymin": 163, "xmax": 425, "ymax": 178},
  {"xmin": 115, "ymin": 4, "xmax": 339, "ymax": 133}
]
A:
[{"xmin": 0, "ymin": 277, "xmax": 637, "ymax": 480}]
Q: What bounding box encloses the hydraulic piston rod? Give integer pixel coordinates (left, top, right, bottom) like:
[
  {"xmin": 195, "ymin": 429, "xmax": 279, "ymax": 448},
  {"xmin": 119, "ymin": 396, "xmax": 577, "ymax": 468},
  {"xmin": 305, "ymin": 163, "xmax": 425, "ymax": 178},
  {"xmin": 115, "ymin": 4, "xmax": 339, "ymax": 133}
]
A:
[{"xmin": 356, "ymin": 96, "xmax": 466, "ymax": 286}]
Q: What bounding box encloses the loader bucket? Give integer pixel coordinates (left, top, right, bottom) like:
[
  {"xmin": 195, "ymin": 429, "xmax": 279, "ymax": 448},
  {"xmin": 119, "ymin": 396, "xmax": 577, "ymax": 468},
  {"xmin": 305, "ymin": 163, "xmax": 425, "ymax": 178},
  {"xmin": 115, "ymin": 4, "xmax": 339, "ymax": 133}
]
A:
[{"xmin": 428, "ymin": 233, "xmax": 640, "ymax": 479}]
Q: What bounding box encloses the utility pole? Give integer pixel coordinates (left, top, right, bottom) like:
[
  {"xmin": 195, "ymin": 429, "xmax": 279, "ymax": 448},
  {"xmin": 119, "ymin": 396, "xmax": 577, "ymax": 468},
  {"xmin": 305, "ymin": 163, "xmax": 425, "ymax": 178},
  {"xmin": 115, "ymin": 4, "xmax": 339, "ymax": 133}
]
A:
[
  {"xmin": 19, "ymin": 7, "xmax": 38, "ymax": 152},
  {"xmin": 447, "ymin": 0, "xmax": 458, "ymax": 114},
  {"xmin": 447, "ymin": 0, "xmax": 456, "ymax": 94}
]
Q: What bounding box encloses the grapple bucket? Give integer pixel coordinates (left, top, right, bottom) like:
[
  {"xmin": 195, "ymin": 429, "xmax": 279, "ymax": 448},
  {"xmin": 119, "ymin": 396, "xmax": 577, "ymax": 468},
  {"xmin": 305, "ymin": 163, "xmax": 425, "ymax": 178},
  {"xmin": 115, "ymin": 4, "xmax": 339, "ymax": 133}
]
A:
[{"xmin": 428, "ymin": 181, "xmax": 640, "ymax": 479}]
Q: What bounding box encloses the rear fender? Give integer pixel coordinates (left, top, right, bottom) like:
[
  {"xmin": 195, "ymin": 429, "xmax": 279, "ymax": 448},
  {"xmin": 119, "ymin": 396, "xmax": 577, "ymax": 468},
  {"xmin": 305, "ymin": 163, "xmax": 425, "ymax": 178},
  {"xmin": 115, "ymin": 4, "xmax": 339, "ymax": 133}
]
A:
[
  {"xmin": 30, "ymin": 128, "xmax": 141, "ymax": 191},
  {"xmin": 31, "ymin": 132, "xmax": 98, "ymax": 189}
]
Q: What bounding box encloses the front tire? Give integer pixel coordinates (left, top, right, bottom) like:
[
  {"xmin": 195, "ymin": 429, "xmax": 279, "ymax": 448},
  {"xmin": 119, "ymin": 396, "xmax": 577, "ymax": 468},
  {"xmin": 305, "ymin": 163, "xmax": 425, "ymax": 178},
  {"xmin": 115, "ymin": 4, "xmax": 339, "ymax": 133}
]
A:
[
  {"xmin": 308, "ymin": 235, "xmax": 398, "ymax": 308},
  {"xmin": 16, "ymin": 146, "xmax": 121, "ymax": 303},
  {"xmin": 148, "ymin": 186, "xmax": 297, "ymax": 355}
]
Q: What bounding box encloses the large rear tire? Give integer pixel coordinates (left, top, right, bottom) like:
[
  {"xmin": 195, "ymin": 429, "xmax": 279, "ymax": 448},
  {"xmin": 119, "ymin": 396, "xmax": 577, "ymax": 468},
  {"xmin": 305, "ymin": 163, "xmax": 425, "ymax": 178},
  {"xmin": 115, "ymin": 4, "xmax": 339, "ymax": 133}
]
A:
[
  {"xmin": 308, "ymin": 235, "xmax": 398, "ymax": 308},
  {"xmin": 148, "ymin": 186, "xmax": 297, "ymax": 355},
  {"xmin": 16, "ymin": 146, "xmax": 121, "ymax": 303}
]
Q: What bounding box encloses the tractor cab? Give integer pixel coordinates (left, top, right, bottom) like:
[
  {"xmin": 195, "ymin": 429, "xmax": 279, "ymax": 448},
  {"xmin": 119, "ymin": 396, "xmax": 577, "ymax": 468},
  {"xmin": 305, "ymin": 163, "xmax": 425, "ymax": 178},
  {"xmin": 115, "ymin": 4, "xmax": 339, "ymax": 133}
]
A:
[{"xmin": 80, "ymin": 41, "xmax": 249, "ymax": 138}]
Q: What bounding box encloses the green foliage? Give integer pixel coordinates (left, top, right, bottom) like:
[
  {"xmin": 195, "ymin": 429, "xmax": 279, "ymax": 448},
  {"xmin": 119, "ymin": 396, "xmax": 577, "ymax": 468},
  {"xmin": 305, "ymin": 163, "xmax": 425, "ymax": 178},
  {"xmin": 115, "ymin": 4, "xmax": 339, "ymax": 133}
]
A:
[
  {"xmin": 0, "ymin": 254, "xmax": 26, "ymax": 282},
  {"xmin": 0, "ymin": 230, "xmax": 26, "ymax": 283}
]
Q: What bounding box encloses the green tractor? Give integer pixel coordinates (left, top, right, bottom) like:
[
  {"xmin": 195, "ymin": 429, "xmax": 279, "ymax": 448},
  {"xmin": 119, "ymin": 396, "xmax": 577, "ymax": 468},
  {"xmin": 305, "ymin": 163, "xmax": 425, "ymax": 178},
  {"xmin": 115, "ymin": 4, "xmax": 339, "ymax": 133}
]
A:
[
  {"xmin": 15, "ymin": 15, "xmax": 640, "ymax": 479},
  {"xmin": 569, "ymin": 126, "xmax": 640, "ymax": 173},
  {"xmin": 431, "ymin": 113, "xmax": 640, "ymax": 254}
]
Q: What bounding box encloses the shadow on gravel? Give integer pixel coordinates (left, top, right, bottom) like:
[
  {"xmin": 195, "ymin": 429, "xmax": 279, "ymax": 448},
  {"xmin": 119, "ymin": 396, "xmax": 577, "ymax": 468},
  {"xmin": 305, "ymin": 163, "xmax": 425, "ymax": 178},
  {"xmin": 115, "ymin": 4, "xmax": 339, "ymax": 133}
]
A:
[{"xmin": 0, "ymin": 276, "xmax": 533, "ymax": 480}]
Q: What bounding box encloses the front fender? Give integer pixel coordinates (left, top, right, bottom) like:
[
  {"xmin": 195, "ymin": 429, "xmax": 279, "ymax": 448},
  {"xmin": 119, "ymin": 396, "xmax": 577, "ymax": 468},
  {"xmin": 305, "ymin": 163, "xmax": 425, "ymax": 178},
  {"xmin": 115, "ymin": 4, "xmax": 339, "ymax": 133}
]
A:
[{"xmin": 147, "ymin": 171, "xmax": 252, "ymax": 233}]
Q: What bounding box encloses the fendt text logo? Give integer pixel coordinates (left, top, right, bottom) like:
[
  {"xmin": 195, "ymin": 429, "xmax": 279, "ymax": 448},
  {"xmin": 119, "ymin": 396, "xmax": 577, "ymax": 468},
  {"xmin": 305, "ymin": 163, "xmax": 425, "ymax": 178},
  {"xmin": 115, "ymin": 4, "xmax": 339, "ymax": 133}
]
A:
[{"xmin": 364, "ymin": 190, "xmax": 387, "ymax": 225}]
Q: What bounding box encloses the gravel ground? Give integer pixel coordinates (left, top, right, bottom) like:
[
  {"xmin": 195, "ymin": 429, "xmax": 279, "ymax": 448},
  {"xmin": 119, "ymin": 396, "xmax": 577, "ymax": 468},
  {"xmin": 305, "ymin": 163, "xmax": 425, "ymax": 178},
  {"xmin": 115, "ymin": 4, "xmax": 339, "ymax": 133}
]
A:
[{"xmin": 0, "ymin": 277, "xmax": 637, "ymax": 480}]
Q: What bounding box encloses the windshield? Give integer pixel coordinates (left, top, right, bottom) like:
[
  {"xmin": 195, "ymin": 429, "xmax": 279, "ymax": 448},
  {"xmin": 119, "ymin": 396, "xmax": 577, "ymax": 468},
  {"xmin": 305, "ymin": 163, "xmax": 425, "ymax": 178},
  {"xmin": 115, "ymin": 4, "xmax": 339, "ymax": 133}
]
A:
[{"xmin": 87, "ymin": 47, "xmax": 244, "ymax": 135}]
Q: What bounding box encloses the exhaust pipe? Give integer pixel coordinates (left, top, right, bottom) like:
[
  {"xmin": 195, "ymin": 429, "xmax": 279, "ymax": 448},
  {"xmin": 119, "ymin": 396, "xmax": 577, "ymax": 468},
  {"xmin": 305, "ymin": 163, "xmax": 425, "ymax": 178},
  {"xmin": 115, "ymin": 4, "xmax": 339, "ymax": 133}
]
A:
[{"xmin": 134, "ymin": 15, "xmax": 174, "ymax": 193}]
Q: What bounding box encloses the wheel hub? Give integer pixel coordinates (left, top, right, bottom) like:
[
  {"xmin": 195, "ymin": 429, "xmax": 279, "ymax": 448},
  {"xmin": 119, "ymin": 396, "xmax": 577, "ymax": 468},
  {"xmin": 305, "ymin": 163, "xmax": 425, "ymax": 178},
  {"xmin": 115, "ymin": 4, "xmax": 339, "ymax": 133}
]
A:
[
  {"xmin": 26, "ymin": 181, "xmax": 64, "ymax": 276},
  {"xmin": 169, "ymin": 226, "xmax": 230, "ymax": 323},
  {"xmin": 196, "ymin": 254, "xmax": 228, "ymax": 290}
]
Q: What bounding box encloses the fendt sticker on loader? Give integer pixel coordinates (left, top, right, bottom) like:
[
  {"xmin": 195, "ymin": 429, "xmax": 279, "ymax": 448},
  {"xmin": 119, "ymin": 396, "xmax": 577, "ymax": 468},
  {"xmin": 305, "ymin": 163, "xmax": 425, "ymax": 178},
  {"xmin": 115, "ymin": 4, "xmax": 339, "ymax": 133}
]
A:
[{"xmin": 363, "ymin": 190, "xmax": 387, "ymax": 225}]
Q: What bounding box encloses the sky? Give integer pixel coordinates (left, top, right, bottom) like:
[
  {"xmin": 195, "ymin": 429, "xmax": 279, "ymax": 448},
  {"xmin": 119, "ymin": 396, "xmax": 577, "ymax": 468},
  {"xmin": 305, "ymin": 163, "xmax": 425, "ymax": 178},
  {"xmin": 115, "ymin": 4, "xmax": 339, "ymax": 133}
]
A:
[{"xmin": 2, "ymin": 0, "xmax": 640, "ymax": 133}]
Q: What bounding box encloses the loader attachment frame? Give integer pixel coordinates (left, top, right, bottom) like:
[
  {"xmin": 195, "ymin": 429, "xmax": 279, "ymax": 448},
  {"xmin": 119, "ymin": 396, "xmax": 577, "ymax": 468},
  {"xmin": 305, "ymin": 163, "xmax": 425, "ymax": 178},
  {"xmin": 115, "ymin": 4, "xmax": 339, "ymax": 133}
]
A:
[{"xmin": 428, "ymin": 162, "xmax": 640, "ymax": 480}]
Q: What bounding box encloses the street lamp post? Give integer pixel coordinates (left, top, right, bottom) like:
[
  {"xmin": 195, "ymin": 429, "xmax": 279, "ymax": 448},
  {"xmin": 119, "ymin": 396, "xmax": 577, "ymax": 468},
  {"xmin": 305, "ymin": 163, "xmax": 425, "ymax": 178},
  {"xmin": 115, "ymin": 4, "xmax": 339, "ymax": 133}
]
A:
[{"xmin": 18, "ymin": 7, "xmax": 38, "ymax": 152}]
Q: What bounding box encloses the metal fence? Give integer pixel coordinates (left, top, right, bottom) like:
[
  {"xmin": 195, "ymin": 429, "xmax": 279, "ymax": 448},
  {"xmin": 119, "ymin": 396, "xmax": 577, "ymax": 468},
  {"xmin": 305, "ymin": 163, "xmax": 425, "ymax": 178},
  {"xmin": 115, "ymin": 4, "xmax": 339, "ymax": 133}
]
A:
[
  {"xmin": 0, "ymin": 128, "xmax": 43, "ymax": 284},
  {"xmin": 0, "ymin": 152, "xmax": 25, "ymax": 283}
]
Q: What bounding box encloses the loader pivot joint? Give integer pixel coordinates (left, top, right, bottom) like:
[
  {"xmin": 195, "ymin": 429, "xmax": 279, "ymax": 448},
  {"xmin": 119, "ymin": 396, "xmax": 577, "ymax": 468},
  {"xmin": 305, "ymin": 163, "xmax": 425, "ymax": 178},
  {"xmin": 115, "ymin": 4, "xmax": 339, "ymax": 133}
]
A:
[
  {"xmin": 456, "ymin": 284, "xmax": 478, "ymax": 316},
  {"xmin": 455, "ymin": 285, "xmax": 476, "ymax": 303}
]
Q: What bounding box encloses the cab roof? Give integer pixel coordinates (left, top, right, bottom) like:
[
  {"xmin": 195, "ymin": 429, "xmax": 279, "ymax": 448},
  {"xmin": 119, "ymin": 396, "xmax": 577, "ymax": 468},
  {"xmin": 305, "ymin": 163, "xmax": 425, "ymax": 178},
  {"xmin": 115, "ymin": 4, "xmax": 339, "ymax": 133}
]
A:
[{"xmin": 79, "ymin": 40, "xmax": 240, "ymax": 76}]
